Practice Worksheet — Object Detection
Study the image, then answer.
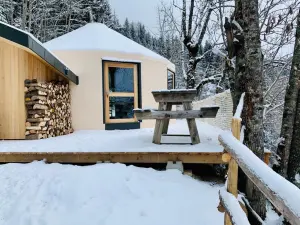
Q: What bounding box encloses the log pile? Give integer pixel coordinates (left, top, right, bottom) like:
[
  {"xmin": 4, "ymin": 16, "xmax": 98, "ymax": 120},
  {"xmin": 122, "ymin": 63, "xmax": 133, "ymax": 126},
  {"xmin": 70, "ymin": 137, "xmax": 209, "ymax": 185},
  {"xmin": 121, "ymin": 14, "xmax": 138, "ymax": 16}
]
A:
[{"xmin": 24, "ymin": 79, "xmax": 73, "ymax": 140}]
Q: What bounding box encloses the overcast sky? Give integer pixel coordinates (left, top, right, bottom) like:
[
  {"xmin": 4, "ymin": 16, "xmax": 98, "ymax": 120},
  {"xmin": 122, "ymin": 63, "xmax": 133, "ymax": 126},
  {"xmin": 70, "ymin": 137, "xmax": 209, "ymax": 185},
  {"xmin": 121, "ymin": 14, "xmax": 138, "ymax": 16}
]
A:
[{"xmin": 109, "ymin": 0, "xmax": 171, "ymax": 35}]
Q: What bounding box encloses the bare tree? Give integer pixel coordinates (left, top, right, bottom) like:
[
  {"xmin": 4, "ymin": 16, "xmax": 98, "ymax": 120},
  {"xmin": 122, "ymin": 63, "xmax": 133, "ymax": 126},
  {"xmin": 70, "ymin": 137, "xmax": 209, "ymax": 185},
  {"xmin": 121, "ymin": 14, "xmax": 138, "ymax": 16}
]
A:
[
  {"xmin": 161, "ymin": 0, "xmax": 231, "ymax": 92},
  {"xmin": 240, "ymin": 0, "xmax": 267, "ymax": 219},
  {"xmin": 275, "ymin": 8, "xmax": 300, "ymax": 182}
]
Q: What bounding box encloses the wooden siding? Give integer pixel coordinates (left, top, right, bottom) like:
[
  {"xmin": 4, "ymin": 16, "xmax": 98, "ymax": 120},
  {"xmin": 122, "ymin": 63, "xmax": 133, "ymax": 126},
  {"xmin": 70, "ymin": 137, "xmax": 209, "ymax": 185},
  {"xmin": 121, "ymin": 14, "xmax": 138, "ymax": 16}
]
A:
[{"xmin": 0, "ymin": 39, "xmax": 66, "ymax": 139}]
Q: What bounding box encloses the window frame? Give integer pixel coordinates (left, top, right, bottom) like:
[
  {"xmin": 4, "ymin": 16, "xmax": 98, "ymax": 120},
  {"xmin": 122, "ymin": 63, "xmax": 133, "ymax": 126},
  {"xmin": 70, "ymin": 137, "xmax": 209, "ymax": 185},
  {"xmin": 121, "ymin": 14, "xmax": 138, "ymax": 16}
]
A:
[
  {"xmin": 103, "ymin": 61, "xmax": 138, "ymax": 124},
  {"xmin": 167, "ymin": 69, "xmax": 175, "ymax": 89}
]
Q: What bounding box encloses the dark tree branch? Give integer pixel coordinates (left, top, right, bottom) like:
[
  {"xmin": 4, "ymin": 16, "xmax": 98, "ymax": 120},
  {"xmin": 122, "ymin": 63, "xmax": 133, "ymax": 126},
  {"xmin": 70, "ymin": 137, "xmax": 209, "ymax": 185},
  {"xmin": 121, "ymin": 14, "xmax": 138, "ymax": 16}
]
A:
[
  {"xmin": 198, "ymin": 7, "xmax": 213, "ymax": 46},
  {"xmin": 196, "ymin": 74, "xmax": 223, "ymax": 94},
  {"xmin": 187, "ymin": 0, "xmax": 195, "ymax": 38},
  {"xmin": 172, "ymin": 0, "xmax": 183, "ymax": 10},
  {"xmin": 218, "ymin": 0, "xmax": 227, "ymax": 47},
  {"xmin": 224, "ymin": 17, "xmax": 235, "ymax": 59},
  {"xmin": 182, "ymin": 0, "xmax": 187, "ymax": 37}
]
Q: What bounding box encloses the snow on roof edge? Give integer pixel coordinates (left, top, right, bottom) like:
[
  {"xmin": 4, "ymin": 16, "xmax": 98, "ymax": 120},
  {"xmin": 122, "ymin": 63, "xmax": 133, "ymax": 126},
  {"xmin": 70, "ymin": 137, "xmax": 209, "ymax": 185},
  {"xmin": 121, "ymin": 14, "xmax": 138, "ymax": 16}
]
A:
[{"xmin": 44, "ymin": 23, "xmax": 174, "ymax": 66}]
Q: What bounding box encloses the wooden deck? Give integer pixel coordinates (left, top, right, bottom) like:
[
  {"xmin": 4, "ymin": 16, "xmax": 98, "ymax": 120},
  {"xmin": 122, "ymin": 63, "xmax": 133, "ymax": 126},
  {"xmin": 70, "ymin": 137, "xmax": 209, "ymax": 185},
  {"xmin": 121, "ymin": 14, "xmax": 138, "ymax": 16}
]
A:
[{"xmin": 0, "ymin": 152, "xmax": 228, "ymax": 164}]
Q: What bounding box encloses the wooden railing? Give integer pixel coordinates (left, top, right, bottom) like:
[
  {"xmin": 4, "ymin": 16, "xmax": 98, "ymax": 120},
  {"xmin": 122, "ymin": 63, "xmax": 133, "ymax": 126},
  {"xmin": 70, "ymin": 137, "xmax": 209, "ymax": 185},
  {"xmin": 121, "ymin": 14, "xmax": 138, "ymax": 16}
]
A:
[{"xmin": 218, "ymin": 118, "xmax": 300, "ymax": 225}]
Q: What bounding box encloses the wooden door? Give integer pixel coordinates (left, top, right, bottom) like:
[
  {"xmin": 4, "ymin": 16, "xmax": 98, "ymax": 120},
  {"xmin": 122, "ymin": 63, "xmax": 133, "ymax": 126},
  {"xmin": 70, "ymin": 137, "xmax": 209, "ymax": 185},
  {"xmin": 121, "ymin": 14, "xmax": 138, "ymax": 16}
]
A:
[{"xmin": 104, "ymin": 62, "xmax": 138, "ymax": 124}]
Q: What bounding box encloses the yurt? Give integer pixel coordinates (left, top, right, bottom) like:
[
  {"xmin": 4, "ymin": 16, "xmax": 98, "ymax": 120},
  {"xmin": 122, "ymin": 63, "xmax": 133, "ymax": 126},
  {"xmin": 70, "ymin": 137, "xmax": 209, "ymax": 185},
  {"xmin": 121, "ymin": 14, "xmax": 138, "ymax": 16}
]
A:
[{"xmin": 44, "ymin": 23, "xmax": 175, "ymax": 130}]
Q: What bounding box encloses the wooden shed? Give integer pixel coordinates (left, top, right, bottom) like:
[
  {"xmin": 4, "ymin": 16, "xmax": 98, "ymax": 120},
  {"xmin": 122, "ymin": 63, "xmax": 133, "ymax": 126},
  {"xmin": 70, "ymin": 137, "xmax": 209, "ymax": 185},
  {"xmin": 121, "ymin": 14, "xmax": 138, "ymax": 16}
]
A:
[{"xmin": 0, "ymin": 22, "xmax": 79, "ymax": 140}]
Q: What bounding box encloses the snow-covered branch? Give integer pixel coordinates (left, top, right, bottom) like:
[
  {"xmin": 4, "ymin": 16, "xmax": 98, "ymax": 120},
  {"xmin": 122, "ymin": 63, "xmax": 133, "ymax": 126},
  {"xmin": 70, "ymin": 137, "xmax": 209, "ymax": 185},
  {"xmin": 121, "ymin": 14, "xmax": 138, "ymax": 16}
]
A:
[
  {"xmin": 195, "ymin": 73, "xmax": 223, "ymax": 93},
  {"xmin": 264, "ymin": 59, "xmax": 291, "ymax": 98},
  {"xmin": 265, "ymin": 102, "xmax": 284, "ymax": 117}
]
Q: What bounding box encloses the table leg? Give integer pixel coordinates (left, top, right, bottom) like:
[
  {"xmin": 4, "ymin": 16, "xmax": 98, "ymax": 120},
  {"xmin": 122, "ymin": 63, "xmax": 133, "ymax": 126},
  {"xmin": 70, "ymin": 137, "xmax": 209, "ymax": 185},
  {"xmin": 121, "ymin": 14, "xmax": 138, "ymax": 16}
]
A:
[
  {"xmin": 183, "ymin": 102, "xmax": 200, "ymax": 144},
  {"xmin": 152, "ymin": 102, "xmax": 165, "ymax": 144},
  {"xmin": 162, "ymin": 103, "xmax": 172, "ymax": 134}
]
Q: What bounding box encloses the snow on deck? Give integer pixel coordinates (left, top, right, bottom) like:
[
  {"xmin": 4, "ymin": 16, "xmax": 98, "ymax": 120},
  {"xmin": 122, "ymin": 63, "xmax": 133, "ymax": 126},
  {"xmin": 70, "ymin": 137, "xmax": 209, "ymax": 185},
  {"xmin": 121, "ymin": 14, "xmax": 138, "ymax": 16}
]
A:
[
  {"xmin": 0, "ymin": 161, "xmax": 224, "ymax": 225},
  {"xmin": 0, "ymin": 120, "xmax": 223, "ymax": 153}
]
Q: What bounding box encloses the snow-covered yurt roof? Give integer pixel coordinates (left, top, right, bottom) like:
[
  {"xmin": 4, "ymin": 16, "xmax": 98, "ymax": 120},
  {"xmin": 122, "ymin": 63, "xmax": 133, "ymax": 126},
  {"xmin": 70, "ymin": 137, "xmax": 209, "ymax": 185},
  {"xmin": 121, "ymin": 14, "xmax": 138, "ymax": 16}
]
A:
[{"xmin": 44, "ymin": 23, "xmax": 173, "ymax": 65}]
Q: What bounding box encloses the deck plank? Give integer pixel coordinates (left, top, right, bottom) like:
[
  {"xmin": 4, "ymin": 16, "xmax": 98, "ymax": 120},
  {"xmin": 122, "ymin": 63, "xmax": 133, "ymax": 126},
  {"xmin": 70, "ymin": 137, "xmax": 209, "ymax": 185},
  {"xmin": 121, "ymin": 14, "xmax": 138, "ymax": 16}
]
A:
[{"xmin": 0, "ymin": 152, "xmax": 227, "ymax": 164}]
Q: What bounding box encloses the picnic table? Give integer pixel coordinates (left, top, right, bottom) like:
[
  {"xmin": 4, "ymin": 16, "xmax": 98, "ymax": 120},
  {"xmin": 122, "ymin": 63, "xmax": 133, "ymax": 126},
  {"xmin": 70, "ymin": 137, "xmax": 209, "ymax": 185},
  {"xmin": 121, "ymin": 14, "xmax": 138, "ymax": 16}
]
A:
[{"xmin": 134, "ymin": 89, "xmax": 219, "ymax": 145}]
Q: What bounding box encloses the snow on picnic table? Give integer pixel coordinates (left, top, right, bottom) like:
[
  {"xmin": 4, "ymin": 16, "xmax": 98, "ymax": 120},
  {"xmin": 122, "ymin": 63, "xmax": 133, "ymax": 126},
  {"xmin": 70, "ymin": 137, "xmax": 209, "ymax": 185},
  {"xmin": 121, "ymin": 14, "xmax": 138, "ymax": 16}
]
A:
[
  {"xmin": 0, "ymin": 120, "xmax": 223, "ymax": 153},
  {"xmin": 0, "ymin": 161, "xmax": 224, "ymax": 225}
]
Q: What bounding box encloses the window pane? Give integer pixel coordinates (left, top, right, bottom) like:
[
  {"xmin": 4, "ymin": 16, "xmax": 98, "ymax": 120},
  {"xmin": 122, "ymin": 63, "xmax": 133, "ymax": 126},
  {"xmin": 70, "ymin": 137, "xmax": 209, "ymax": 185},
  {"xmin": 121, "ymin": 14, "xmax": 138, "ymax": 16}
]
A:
[
  {"xmin": 109, "ymin": 67, "xmax": 134, "ymax": 92},
  {"xmin": 167, "ymin": 70, "xmax": 175, "ymax": 89},
  {"xmin": 109, "ymin": 97, "xmax": 134, "ymax": 119}
]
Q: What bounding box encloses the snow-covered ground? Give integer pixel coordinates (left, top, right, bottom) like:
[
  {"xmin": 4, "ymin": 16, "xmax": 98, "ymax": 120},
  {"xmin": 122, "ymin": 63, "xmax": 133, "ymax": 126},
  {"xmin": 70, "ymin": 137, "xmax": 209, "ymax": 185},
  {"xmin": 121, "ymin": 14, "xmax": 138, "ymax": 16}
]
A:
[
  {"xmin": 0, "ymin": 120, "xmax": 282, "ymax": 225},
  {"xmin": 0, "ymin": 161, "xmax": 282, "ymax": 225},
  {"xmin": 0, "ymin": 120, "xmax": 223, "ymax": 152},
  {"xmin": 0, "ymin": 161, "xmax": 224, "ymax": 225}
]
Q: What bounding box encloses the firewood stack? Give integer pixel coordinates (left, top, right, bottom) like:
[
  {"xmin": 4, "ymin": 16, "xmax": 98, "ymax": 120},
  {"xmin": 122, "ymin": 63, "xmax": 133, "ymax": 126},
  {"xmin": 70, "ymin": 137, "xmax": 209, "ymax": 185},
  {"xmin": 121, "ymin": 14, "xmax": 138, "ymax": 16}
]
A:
[{"xmin": 24, "ymin": 79, "xmax": 73, "ymax": 140}]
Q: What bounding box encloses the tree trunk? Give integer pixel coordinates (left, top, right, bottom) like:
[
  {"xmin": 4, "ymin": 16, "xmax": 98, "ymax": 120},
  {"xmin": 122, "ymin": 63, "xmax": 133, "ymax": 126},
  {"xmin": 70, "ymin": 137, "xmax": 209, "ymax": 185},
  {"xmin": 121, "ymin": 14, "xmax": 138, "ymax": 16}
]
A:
[
  {"xmin": 274, "ymin": 10, "xmax": 300, "ymax": 179},
  {"xmin": 224, "ymin": 0, "xmax": 245, "ymax": 112},
  {"xmin": 223, "ymin": 0, "xmax": 246, "ymax": 112},
  {"xmin": 181, "ymin": 0, "xmax": 212, "ymax": 90},
  {"xmin": 10, "ymin": 0, "xmax": 14, "ymax": 24},
  {"xmin": 288, "ymin": 93, "xmax": 300, "ymax": 187},
  {"xmin": 21, "ymin": 0, "xmax": 27, "ymax": 30},
  {"xmin": 186, "ymin": 53, "xmax": 197, "ymax": 89},
  {"xmin": 241, "ymin": 0, "xmax": 266, "ymax": 219},
  {"xmin": 220, "ymin": 61, "xmax": 233, "ymax": 94},
  {"xmin": 286, "ymin": 9, "xmax": 300, "ymax": 186},
  {"xmin": 232, "ymin": 0, "xmax": 246, "ymax": 112},
  {"xmin": 28, "ymin": 0, "xmax": 32, "ymax": 32}
]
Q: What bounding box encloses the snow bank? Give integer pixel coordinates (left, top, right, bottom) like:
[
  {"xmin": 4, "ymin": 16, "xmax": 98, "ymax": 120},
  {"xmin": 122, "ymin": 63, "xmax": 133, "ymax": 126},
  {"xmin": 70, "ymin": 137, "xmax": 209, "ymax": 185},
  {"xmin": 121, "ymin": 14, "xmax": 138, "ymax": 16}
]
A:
[
  {"xmin": 0, "ymin": 120, "xmax": 223, "ymax": 153},
  {"xmin": 219, "ymin": 131, "xmax": 300, "ymax": 221},
  {"xmin": 0, "ymin": 161, "xmax": 224, "ymax": 225}
]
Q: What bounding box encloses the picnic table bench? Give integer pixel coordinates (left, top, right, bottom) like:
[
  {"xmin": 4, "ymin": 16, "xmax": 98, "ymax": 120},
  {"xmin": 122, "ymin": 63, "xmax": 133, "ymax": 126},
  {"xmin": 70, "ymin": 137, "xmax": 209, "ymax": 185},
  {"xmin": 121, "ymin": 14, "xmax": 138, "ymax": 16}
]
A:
[{"xmin": 134, "ymin": 89, "xmax": 219, "ymax": 145}]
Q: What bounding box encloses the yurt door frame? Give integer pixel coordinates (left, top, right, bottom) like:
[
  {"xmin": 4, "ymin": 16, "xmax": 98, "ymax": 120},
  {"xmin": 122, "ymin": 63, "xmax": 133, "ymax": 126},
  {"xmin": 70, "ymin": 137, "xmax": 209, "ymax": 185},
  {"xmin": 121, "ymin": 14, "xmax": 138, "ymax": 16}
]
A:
[{"xmin": 103, "ymin": 61, "xmax": 138, "ymax": 124}]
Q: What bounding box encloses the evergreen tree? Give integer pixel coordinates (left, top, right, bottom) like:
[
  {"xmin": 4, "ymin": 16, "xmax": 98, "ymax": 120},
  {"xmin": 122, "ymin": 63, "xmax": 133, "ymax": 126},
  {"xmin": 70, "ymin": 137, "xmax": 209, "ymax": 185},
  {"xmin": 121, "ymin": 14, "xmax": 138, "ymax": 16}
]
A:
[
  {"xmin": 165, "ymin": 34, "xmax": 172, "ymax": 59},
  {"xmin": 136, "ymin": 23, "xmax": 146, "ymax": 45},
  {"xmin": 111, "ymin": 11, "xmax": 121, "ymax": 32},
  {"xmin": 122, "ymin": 18, "xmax": 131, "ymax": 38},
  {"xmin": 90, "ymin": 0, "xmax": 113, "ymax": 26},
  {"xmin": 144, "ymin": 32, "xmax": 152, "ymax": 49},
  {"xmin": 129, "ymin": 22, "xmax": 136, "ymax": 41},
  {"xmin": 157, "ymin": 35, "xmax": 165, "ymax": 57},
  {"xmin": 0, "ymin": 0, "xmax": 177, "ymax": 63},
  {"xmin": 0, "ymin": 0, "xmax": 15, "ymax": 23}
]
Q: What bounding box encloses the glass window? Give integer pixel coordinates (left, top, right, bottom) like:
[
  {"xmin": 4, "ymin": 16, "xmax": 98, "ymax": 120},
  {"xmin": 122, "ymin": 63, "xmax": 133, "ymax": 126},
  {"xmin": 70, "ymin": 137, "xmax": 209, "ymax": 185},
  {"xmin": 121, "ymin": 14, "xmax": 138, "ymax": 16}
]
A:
[
  {"xmin": 167, "ymin": 70, "xmax": 175, "ymax": 89},
  {"xmin": 109, "ymin": 67, "xmax": 134, "ymax": 92},
  {"xmin": 109, "ymin": 97, "xmax": 134, "ymax": 119}
]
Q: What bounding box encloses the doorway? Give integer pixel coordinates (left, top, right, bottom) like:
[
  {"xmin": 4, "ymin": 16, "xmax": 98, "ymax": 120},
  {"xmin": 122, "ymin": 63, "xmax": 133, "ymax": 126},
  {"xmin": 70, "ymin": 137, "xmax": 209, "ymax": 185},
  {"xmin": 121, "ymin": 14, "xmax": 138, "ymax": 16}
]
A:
[{"xmin": 103, "ymin": 61, "xmax": 139, "ymax": 125}]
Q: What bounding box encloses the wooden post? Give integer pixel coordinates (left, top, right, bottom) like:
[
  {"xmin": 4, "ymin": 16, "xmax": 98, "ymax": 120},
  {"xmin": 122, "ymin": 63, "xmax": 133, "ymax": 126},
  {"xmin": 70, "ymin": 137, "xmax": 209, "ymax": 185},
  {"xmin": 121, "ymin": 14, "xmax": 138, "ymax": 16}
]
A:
[
  {"xmin": 225, "ymin": 118, "xmax": 241, "ymax": 225},
  {"xmin": 152, "ymin": 102, "xmax": 165, "ymax": 144},
  {"xmin": 183, "ymin": 102, "xmax": 200, "ymax": 144},
  {"xmin": 162, "ymin": 103, "xmax": 173, "ymax": 134},
  {"xmin": 264, "ymin": 152, "xmax": 271, "ymax": 165}
]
